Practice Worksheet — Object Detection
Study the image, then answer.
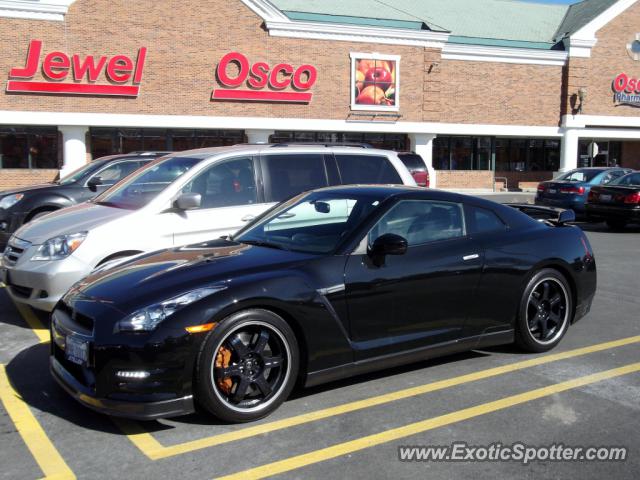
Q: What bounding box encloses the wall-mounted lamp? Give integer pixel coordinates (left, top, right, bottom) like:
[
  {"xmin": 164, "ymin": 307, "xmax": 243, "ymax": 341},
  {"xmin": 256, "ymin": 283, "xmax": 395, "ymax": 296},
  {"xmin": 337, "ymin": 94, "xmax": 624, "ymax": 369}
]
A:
[
  {"xmin": 577, "ymin": 88, "xmax": 587, "ymax": 114},
  {"xmin": 428, "ymin": 62, "xmax": 440, "ymax": 74}
]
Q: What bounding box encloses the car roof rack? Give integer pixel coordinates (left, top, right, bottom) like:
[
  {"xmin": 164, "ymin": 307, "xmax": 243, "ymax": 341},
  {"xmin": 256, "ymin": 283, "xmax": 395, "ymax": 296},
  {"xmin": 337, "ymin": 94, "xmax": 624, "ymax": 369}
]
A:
[{"xmin": 270, "ymin": 142, "xmax": 374, "ymax": 149}]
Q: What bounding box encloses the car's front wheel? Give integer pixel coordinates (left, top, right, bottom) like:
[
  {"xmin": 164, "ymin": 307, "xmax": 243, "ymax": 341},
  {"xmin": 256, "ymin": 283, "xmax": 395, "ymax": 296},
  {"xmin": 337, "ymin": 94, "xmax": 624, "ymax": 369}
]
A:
[
  {"xmin": 515, "ymin": 269, "xmax": 572, "ymax": 353},
  {"xmin": 196, "ymin": 309, "xmax": 299, "ymax": 423}
]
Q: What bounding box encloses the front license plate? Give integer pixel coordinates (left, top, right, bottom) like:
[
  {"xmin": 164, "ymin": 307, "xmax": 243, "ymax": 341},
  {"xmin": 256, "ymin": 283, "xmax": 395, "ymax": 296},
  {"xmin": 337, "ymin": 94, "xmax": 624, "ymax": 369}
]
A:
[
  {"xmin": 600, "ymin": 194, "xmax": 612, "ymax": 202},
  {"xmin": 65, "ymin": 335, "xmax": 88, "ymax": 365}
]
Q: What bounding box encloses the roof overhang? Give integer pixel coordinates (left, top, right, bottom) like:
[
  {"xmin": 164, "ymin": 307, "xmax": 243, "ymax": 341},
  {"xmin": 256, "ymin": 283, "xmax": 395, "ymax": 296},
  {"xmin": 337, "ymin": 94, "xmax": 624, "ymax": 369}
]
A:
[
  {"xmin": 0, "ymin": 0, "xmax": 76, "ymax": 21},
  {"xmin": 567, "ymin": 0, "xmax": 639, "ymax": 57}
]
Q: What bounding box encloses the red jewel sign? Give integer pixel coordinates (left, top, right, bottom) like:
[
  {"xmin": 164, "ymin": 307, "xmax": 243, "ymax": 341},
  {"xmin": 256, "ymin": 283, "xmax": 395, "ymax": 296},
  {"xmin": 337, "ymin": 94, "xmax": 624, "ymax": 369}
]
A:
[
  {"xmin": 212, "ymin": 52, "xmax": 317, "ymax": 103},
  {"xmin": 6, "ymin": 40, "xmax": 147, "ymax": 96}
]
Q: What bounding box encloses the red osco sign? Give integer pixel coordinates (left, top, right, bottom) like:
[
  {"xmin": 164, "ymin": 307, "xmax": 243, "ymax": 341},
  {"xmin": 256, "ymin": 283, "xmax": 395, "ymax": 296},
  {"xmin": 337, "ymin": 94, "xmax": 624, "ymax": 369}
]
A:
[
  {"xmin": 6, "ymin": 39, "xmax": 146, "ymax": 96},
  {"xmin": 212, "ymin": 51, "xmax": 317, "ymax": 103},
  {"xmin": 612, "ymin": 72, "xmax": 640, "ymax": 93}
]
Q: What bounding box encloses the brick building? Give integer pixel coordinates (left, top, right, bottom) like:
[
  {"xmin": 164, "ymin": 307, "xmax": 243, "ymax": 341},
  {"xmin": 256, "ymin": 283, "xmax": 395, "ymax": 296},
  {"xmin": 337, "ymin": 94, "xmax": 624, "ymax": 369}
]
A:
[{"xmin": 0, "ymin": 0, "xmax": 639, "ymax": 190}]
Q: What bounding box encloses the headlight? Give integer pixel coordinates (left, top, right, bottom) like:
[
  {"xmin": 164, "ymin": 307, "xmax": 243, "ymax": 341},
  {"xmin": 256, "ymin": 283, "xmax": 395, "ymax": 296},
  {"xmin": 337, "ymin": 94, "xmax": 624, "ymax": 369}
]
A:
[
  {"xmin": 31, "ymin": 232, "xmax": 87, "ymax": 261},
  {"xmin": 0, "ymin": 194, "xmax": 24, "ymax": 210},
  {"xmin": 117, "ymin": 286, "xmax": 226, "ymax": 332}
]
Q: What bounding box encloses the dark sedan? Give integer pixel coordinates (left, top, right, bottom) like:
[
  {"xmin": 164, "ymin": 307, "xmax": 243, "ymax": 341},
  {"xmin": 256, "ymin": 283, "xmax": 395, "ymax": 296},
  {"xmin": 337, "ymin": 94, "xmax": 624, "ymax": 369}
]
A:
[
  {"xmin": 586, "ymin": 171, "xmax": 640, "ymax": 229},
  {"xmin": 0, "ymin": 151, "xmax": 169, "ymax": 248},
  {"xmin": 535, "ymin": 167, "xmax": 631, "ymax": 216},
  {"xmin": 50, "ymin": 186, "xmax": 597, "ymax": 422}
]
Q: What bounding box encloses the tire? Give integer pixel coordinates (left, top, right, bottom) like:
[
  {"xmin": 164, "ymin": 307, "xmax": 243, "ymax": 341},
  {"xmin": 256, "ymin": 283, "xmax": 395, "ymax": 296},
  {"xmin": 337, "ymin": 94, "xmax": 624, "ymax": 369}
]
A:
[
  {"xmin": 606, "ymin": 219, "xmax": 627, "ymax": 230},
  {"xmin": 515, "ymin": 268, "xmax": 572, "ymax": 353},
  {"xmin": 195, "ymin": 309, "xmax": 299, "ymax": 423}
]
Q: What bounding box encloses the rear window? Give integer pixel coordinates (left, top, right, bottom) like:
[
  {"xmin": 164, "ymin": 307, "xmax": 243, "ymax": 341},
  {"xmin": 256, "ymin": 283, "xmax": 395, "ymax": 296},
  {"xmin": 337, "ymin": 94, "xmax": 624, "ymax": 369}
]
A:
[
  {"xmin": 335, "ymin": 154, "xmax": 402, "ymax": 185},
  {"xmin": 397, "ymin": 153, "xmax": 426, "ymax": 171},
  {"xmin": 555, "ymin": 169, "xmax": 600, "ymax": 183},
  {"xmin": 262, "ymin": 154, "xmax": 329, "ymax": 203}
]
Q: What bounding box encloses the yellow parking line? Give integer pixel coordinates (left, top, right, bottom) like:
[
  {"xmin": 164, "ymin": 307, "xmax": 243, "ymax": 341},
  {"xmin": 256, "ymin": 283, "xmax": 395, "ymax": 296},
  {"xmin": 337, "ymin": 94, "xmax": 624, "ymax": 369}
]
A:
[
  {"xmin": 11, "ymin": 300, "xmax": 49, "ymax": 344},
  {"xmin": 217, "ymin": 362, "xmax": 640, "ymax": 480},
  {"xmin": 0, "ymin": 364, "xmax": 75, "ymax": 480},
  {"xmin": 119, "ymin": 335, "xmax": 640, "ymax": 460}
]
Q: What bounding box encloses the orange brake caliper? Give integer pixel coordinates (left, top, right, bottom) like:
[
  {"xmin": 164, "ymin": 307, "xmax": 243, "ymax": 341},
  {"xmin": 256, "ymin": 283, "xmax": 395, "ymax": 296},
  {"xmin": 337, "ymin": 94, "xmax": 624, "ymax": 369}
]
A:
[{"xmin": 215, "ymin": 345, "xmax": 234, "ymax": 395}]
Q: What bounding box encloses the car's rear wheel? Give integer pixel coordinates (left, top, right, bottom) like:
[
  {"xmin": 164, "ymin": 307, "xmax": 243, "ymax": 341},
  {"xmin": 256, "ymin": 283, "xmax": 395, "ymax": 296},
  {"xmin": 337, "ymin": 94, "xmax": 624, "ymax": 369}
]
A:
[
  {"xmin": 196, "ymin": 309, "xmax": 299, "ymax": 423},
  {"xmin": 515, "ymin": 269, "xmax": 572, "ymax": 353},
  {"xmin": 606, "ymin": 219, "xmax": 627, "ymax": 230}
]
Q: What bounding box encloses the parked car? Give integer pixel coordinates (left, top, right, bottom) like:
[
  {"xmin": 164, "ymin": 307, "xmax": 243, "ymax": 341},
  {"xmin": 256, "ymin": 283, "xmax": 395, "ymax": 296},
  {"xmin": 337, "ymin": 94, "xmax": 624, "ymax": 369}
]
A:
[
  {"xmin": 585, "ymin": 171, "xmax": 640, "ymax": 229},
  {"xmin": 49, "ymin": 185, "xmax": 596, "ymax": 422},
  {"xmin": 0, "ymin": 152, "xmax": 169, "ymax": 249},
  {"xmin": 535, "ymin": 167, "xmax": 632, "ymax": 216},
  {"xmin": 0, "ymin": 144, "xmax": 415, "ymax": 311},
  {"xmin": 397, "ymin": 152, "xmax": 429, "ymax": 187}
]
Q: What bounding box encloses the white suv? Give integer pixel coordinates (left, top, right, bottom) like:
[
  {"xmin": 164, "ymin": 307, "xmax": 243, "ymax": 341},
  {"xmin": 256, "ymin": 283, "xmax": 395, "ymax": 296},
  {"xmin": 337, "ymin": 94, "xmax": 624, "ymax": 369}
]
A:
[{"xmin": 1, "ymin": 144, "xmax": 415, "ymax": 311}]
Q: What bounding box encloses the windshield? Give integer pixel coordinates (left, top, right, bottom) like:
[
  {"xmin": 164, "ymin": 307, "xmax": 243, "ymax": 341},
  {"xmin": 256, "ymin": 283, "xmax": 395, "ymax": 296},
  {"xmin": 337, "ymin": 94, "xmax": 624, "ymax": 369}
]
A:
[
  {"xmin": 554, "ymin": 169, "xmax": 601, "ymax": 183},
  {"xmin": 235, "ymin": 191, "xmax": 383, "ymax": 254},
  {"xmin": 58, "ymin": 162, "xmax": 103, "ymax": 185},
  {"xmin": 93, "ymin": 155, "xmax": 201, "ymax": 210},
  {"xmin": 610, "ymin": 172, "xmax": 640, "ymax": 187}
]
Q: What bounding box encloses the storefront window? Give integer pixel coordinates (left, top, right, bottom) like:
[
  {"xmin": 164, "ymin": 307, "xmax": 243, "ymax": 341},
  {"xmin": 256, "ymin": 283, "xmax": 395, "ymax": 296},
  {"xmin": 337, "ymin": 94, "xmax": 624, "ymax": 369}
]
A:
[
  {"xmin": 494, "ymin": 138, "xmax": 560, "ymax": 171},
  {"xmin": 434, "ymin": 136, "xmax": 492, "ymax": 171},
  {"xmin": 89, "ymin": 128, "xmax": 245, "ymax": 159},
  {"xmin": 0, "ymin": 127, "xmax": 59, "ymax": 169},
  {"xmin": 270, "ymin": 131, "xmax": 408, "ymax": 151}
]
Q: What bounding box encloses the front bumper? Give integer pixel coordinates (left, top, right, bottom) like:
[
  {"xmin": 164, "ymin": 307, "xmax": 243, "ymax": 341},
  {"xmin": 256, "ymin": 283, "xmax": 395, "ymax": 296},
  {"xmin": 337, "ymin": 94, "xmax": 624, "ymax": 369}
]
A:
[
  {"xmin": 1, "ymin": 252, "xmax": 92, "ymax": 312},
  {"xmin": 0, "ymin": 210, "xmax": 28, "ymax": 249},
  {"xmin": 51, "ymin": 357, "xmax": 195, "ymax": 420}
]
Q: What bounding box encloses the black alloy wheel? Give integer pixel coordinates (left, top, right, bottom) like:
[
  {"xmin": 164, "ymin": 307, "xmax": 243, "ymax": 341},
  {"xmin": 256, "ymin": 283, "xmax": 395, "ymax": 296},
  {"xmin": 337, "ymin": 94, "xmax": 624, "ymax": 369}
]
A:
[
  {"xmin": 516, "ymin": 269, "xmax": 572, "ymax": 352},
  {"xmin": 196, "ymin": 309, "xmax": 299, "ymax": 422}
]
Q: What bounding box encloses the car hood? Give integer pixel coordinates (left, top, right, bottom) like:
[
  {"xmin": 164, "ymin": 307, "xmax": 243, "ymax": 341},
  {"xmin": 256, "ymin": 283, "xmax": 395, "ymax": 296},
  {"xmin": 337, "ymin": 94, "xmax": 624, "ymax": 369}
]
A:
[
  {"xmin": 67, "ymin": 239, "xmax": 316, "ymax": 313},
  {"xmin": 0, "ymin": 183, "xmax": 58, "ymax": 197},
  {"xmin": 13, "ymin": 202, "xmax": 130, "ymax": 245}
]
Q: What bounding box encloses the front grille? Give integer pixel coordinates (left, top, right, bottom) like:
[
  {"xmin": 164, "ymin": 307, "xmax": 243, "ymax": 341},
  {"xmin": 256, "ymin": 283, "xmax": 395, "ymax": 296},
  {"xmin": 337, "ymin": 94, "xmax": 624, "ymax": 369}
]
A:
[
  {"xmin": 54, "ymin": 302, "xmax": 95, "ymax": 336},
  {"xmin": 3, "ymin": 237, "xmax": 31, "ymax": 265}
]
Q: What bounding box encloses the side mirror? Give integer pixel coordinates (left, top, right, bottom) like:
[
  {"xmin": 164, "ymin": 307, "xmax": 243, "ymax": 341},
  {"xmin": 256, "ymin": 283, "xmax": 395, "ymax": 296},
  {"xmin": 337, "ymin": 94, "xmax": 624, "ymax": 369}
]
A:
[
  {"xmin": 87, "ymin": 177, "xmax": 103, "ymax": 192},
  {"xmin": 369, "ymin": 233, "xmax": 408, "ymax": 258},
  {"xmin": 174, "ymin": 192, "xmax": 201, "ymax": 210}
]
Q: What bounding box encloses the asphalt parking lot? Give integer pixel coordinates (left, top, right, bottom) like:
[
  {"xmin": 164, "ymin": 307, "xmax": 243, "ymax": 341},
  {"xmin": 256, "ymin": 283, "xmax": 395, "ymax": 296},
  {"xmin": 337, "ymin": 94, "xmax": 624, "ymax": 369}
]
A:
[{"xmin": 0, "ymin": 219, "xmax": 638, "ymax": 480}]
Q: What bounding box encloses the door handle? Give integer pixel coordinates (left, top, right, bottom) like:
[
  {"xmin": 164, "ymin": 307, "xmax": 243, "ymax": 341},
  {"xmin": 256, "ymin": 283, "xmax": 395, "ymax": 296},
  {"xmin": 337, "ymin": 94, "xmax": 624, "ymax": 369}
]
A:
[
  {"xmin": 463, "ymin": 253, "xmax": 480, "ymax": 261},
  {"xmin": 241, "ymin": 215, "xmax": 256, "ymax": 222}
]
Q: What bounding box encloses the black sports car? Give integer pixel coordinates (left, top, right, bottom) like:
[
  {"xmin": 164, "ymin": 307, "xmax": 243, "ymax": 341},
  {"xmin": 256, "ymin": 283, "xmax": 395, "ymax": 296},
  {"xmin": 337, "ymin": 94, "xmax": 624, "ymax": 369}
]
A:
[
  {"xmin": 50, "ymin": 186, "xmax": 597, "ymax": 422},
  {"xmin": 586, "ymin": 171, "xmax": 640, "ymax": 229},
  {"xmin": 0, "ymin": 151, "xmax": 169, "ymax": 248}
]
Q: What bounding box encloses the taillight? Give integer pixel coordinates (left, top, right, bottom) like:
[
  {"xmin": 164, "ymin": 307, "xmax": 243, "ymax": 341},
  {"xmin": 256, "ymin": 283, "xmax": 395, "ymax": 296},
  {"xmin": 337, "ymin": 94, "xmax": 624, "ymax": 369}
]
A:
[
  {"xmin": 412, "ymin": 171, "xmax": 429, "ymax": 188},
  {"xmin": 624, "ymin": 192, "xmax": 640, "ymax": 204},
  {"xmin": 588, "ymin": 190, "xmax": 598, "ymax": 202},
  {"xmin": 560, "ymin": 186, "xmax": 586, "ymax": 195},
  {"xmin": 537, "ymin": 184, "xmax": 546, "ymax": 192}
]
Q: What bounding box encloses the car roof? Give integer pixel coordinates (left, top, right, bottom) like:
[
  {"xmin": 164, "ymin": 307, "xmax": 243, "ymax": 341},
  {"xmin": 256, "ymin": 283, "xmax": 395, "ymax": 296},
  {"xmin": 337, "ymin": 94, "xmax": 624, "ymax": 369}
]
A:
[
  {"xmin": 90, "ymin": 152, "xmax": 171, "ymax": 164},
  {"xmin": 164, "ymin": 144, "xmax": 403, "ymax": 160}
]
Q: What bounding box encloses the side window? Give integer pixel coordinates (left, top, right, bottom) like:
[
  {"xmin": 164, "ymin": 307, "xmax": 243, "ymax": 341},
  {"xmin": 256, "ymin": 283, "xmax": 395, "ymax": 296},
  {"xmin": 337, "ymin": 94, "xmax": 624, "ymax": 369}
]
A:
[
  {"xmin": 90, "ymin": 161, "xmax": 142, "ymax": 186},
  {"xmin": 369, "ymin": 200, "xmax": 465, "ymax": 246},
  {"xmin": 335, "ymin": 154, "xmax": 402, "ymax": 185},
  {"xmin": 262, "ymin": 154, "xmax": 328, "ymax": 203},
  {"xmin": 181, "ymin": 157, "xmax": 257, "ymax": 209},
  {"xmin": 469, "ymin": 206, "xmax": 507, "ymax": 234}
]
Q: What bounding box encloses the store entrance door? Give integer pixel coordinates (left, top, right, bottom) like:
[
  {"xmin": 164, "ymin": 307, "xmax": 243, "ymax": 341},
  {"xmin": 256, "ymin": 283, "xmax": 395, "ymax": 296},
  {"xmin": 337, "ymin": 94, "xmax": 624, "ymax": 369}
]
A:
[{"xmin": 578, "ymin": 140, "xmax": 622, "ymax": 168}]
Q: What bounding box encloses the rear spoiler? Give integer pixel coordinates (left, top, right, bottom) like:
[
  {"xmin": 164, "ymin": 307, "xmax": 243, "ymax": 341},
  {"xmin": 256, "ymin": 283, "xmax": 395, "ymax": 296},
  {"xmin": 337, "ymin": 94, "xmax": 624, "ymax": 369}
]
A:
[{"xmin": 506, "ymin": 204, "xmax": 576, "ymax": 225}]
